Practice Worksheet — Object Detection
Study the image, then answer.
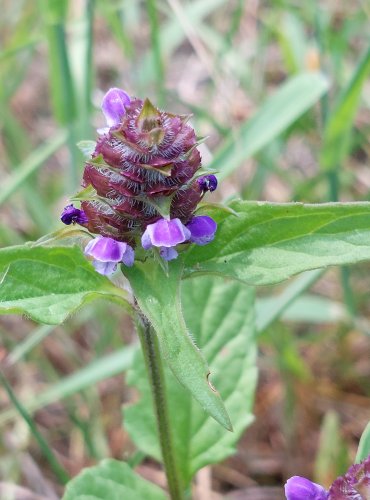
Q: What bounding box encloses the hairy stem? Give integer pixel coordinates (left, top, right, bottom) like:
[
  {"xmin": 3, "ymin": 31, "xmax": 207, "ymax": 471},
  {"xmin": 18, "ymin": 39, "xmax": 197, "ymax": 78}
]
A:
[{"xmin": 136, "ymin": 313, "xmax": 184, "ymax": 500}]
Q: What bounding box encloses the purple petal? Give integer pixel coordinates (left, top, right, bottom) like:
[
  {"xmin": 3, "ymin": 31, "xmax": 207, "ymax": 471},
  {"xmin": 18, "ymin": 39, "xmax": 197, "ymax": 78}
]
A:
[
  {"xmin": 85, "ymin": 236, "xmax": 134, "ymax": 267},
  {"xmin": 92, "ymin": 260, "xmax": 118, "ymax": 276},
  {"xmin": 141, "ymin": 218, "xmax": 191, "ymax": 249},
  {"xmin": 61, "ymin": 204, "xmax": 88, "ymax": 225},
  {"xmin": 160, "ymin": 247, "xmax": 178, "ymax": 261},
  {"xmin": 85, "ymin": 236, "xmax": 127, "ymax": 262},
  {"xmin": 186, "ymin": 215, "xmax": 217, "ymax": 246},
  {"xmin": 285, "ymin": 476, "xmax": 328, "ymax": 500},
  {"xmin": 141, "ymin": 230, "xmax": 153, "ymax": 250},
  {"xmin": 101, "ymin": 88, "xmax": 131, "ymax": 127},
  {"xmin": 197, "ymin": 174, "xmax": 218, "ymax": 192},
  {"xmin": 121, "ymin": 244, "xmax": 135, "ymax": 267}
]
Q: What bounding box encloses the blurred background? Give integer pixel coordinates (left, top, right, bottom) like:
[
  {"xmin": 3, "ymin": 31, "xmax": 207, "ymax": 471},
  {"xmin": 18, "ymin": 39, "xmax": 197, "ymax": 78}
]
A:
[{"xmin": 0, "ymin": 0, "xmax": 370, "ymax": 498}]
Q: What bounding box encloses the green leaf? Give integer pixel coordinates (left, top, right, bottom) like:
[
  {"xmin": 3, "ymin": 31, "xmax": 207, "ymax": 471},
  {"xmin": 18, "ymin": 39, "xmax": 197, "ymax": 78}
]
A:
[
  {"xmin": 124, "ymin": 259, "xmax": 232, "ymax": 431},
  {"xmin": 356, "ymin": 421, "xmax": 370, "ymax": 463},
  {"xmin": 125, "ymin": 276, "xmax": 257, "ymax": 486},
  {"xmin": 184, "ymin": 200, "xmax": 370, "ymax": 286},
  {"xmin": 320, "ymin": 44, "xmax": 370, "ymax": 171},
  {"xmin": 211, "ymin": 72, "xmax": 329, "ymax": 180},
  {"xmin": 0, "ymin": 245, "xmax": 130, "ymax": 324},
  {"xmin": 314, "ymin": 411, "xmax": 349, "ymax": 485},
  {"xmin": 62, "ymin": 459, "xmax": 166, "ymax": 500}
]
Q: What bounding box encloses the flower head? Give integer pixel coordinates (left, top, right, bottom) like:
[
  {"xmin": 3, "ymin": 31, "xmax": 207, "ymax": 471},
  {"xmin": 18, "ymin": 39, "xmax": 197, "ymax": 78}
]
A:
[
  {"xmin": 198, "ymin": 174, "xmax": 218, "ymax": 193},
  {"xmin": 186, "ymin": 216, "xmax": 217, "ymax": 245},
  {"xmin": 61, "ymin": 204, "xmax": 88, "ymax": 225},
  {"xmin": 84, "ymin": 236, "xmax": 134, "ymax": 275},
  {"xmin": 101, "ymin": 88, "xmax": 131, "ymax": 127},
  {"xmin": 285, "ymin": 454, "xmax": 370, "ymax": 500},
  {"xmin": 285, "ymin": 476, "xmax": 328, "ymax": 500},
  {"xmin": 65, "ymin": 87, "xmax": 219, "ymax": 270}
]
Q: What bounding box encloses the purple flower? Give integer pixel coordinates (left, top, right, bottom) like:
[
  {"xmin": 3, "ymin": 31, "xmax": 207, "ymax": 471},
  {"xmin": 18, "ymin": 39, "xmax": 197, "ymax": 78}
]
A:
[
  {"xmin": 142, "ymin": 218, "xmax": 190, "ymax": 248},
  {"xmin": 84, "ymin": 236, "xmax": 134, "ymax": 275},
  {"xmin": 198, "ymin": 174, "xmax": 218, "ymax": 192},
  {"xmin": 285, "ymin": 476, "xmax": 328, "ymax": 500},
  {"xmin": 101, "ymin": 88, "xmax": 131, "ymax": 127},
  {"xmin": 141, "ymin": 218, "xmax": 191, "ymax": 261},
  {"xmin": 186, "ymin": 215, "xmax": 217, "ymax": 245},
  {"xmin": 61, "ymin": 204, "xmax": 88, "ymax": 225}
]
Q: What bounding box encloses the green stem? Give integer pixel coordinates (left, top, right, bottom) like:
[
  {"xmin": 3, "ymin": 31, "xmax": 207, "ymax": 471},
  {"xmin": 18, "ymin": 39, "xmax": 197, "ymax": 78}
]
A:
[{"xmin": 136, "ymin": 313, "xmax": 184, "ymax": 500}]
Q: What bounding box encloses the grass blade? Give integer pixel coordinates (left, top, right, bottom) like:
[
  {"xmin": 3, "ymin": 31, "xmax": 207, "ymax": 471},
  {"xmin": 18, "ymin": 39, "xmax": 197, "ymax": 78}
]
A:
[
  {"xmin": 0, "ymin": 130, "xmax": 68, "ymax": 206},
  {"xmin": 0, "ymin": 370, "xmax": 70, "ymax": 485},
  {"xmin": 0, "ymin": 345, "xmax": 136, "ymax": 426},
  {"xmin": 212, "ymin": 72, "xmax": 329, "ymax": 180}
]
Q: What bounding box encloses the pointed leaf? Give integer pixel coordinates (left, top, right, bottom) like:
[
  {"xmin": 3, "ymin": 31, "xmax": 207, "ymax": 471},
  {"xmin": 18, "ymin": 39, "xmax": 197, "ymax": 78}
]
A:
[
  {"xmin": 125, "ymin": 276, "xmax": 257, "ymax": 486},
  {"xmin": 0, "ymin": 245, "xmax": 131, "ymax": 324},
  {"xmin": 184, "ymin": 200, "xmax": 370, "ymax": 285},
  {"xmin": 320, "ymin": 44, "xmax": 370, "ymax": 171},
  {"xmin": 124, "ymin": 259, "xmax": 232, "ymax": 430},
  {"xmin": 62, "ymin": 459, "xmax": 166, "ymax": 500}
]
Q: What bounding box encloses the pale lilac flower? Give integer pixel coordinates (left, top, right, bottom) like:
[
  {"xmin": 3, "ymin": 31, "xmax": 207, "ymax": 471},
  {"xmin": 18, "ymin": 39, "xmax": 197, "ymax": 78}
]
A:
[
  {"xmin": 285, "ymin": 476, "xmax": 328, "ymax": 500},
  {"xmin": 198, "ymin": 174, "xmax": 218, "ymax": 192},
  {"xmin": 84, "ymin": 236, "xmax": 134, "ymax": 275},
  {"xmin": 101, "ymin": 88, "xmax": 131, "ymax": 127},
  {"xmin": 61, "ymin": 204, "xmax": 88, "ymax": 225},
  {"xmin": 141, "ymin": 218, "xmax": 191, "ymax": 250},
  {"xmin": 186, "ymin": 216, "xmax": 217, "ymax": 245},
  {"xmin": 141, "ymin": 218, "xmax": 191, "ymax": 261}
]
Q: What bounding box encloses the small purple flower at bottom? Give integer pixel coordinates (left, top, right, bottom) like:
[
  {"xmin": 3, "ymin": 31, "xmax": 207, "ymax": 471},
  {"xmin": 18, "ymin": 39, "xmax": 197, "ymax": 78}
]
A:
[
  {"xmin": 102, "ymin": 87, "xmax": 131, "ymax": 127},
  {"xmin": 198, "ymin": 174, "xmax": 218, "ymax": 193},
  {"xmin": 186, "ymin": 216, "xmax": 217, "ymax": 246},
  {"xmin": 61, "ymin": 204, "xmax": 88, "ymax": 225},
  {"xmin": 285, "ymin": 476, "xmax": 328, "ymax": 500},
  {"xmin": 84, "ymin": 236, "xmax": 134, "ymax": 275}
]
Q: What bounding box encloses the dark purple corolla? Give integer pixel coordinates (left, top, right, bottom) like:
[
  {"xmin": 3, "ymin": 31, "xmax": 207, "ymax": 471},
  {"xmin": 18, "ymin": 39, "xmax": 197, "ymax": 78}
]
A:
[
  {"xmin": 198, "ymin": 174, "xmax": 218, "ymax": 193},
  {"xmin": 61, "ymin": 204, "xmax": 88, "ymax": 225},
  {"xmin": 84, "ymin": 236, "xmax": 134, "ymax": 275},
  {"xmin": 285, "ymin": 454, "xmax": 370, "ymax": 500},
  {"xmin": 186, "ymin": 216, "xmax": 217, "ymax": 245}
]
